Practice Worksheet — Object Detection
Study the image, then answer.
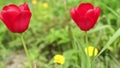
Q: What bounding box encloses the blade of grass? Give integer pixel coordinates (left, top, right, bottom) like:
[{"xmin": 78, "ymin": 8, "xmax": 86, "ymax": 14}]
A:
[
  {"xmin": 96, "ymin": 28, "xmax": 120, "ymax": 57},
  {"xmin": 73, "ymin": 37, "xmax": 90, "ymax": 68},
  {"xmin": 100, "ymin": 2, "xmax": 120, "ymax": 18},
  {"xmin": 88, "ymin": 25, "xmax": 110, "ymax": 33}
]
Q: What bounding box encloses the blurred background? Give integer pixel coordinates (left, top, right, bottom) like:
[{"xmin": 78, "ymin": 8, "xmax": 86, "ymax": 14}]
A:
[{"xmin": 0, "ymin": 0, "xmax": 120, "ymax": 68}]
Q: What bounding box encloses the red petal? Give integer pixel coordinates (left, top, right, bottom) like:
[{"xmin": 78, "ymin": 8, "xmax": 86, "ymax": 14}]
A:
[
  {"xmin": 19, "ymin": 3, "xmax": 30, "ymax": 11},
  {"xmin": 94, "ymin": 7, "xmax": 101, "ymax": 22},
  {"xmin": 13, "ymin": 11, "xmax": 31, "ymax": 33},
  {"xmin": 86, "ymin": 9, "xmax": 95, "ymax": 20},
  {"xmin": 78, "ymin": 17, "xmax": 93, "ymax": 31},
  {"xmin": 3, "ymin": 4, "xmax": 20, "ymax": 12},
  {"xmin": 77, "ymin": 3, "xmax": 93, "ymax": 17},
  {"xmin": 0, "ymin": 13, "xmax": 2, "ymax": 20},
  {"xmin": 70, "ymin": 8, "xmax": 80, "ymax": 24},
  {"xmin": 86, "ymin": 9, "xmax": 96, "ymax": 28},
  {"xmin": 70, "ymin": 8, "xmax": 94, "ymax": 31},
  {"xmin": 1, "ymin": 11, "xmax": 20, "ymax": 23},
  {"xmin": 1, "ymin": 11, "xmax": 20, "ymax": 32}
]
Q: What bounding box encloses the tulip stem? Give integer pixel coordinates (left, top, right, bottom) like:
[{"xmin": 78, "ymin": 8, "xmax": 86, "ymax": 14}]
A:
[
  {"xmin": 20, "ymin": 34, "xmax": 32, "ymax": 68},
  {"xmin": 85, "ymin": 32, "xmax": 91, "ymax": 68},
  {"xmin": 85, "ymin": 32, "xmax": 88, "ymax": 47},
  {"xmin": 85, "ymin": 32, "xmax": 89, "ymax": 56}
]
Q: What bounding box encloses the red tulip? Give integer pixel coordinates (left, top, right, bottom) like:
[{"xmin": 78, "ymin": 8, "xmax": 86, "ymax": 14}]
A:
[
  {"xmin": 0, "ymin": 3, "xmax": 32, "ymax": 33},
  {"xmin": 70, "ymin": 3, "xmax": 100, "ymax": 31}
]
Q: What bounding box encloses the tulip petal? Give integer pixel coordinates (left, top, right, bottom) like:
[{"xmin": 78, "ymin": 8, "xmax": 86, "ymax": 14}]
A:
[
  {"xmin": 86, "ymin": 9, "xmax": 96, "ymax": 28},
  {"xmin": 1, "ymin": 11, "xmax": 20, "ymax": 23},
  {"xmin": 77, "ymin": 3, "xmax": 93, "ymax": 16},
  {"xmin": 78, "ymin": 17, "xmax": 93, "ymax": 31},
  {"xmin": 86, "ymin": 9, "xmax": 95, "ymax": 20},
  {"xmin": 14, "ymin": 11, "xmax": 31, "ymax": 33},
  {"xmin": 70, "ymin": 8, "xmax": 94, "ymax": 31},
  {"xmin": 70, "ymin": 8, "xmax": 80, "ymax": 24},
  {"xmin": 85, "ymin": 7, "xmax": 101, "ymax": 28},
  {"xmin": 1, "ymin": 11, "xmax": 20, "ymax": 32},
  {"xmin": 94, "ymin": 7, "xmax": 101, "ymax": 22},
  {"xmin": 70, "ymin": 3, "xmax": 100, "ymax": 31},
  {"xmin": 3, "ymin": 4, "xmax": 20, "ymax": 12},
  {"xmin": 19, "ymin": 3, "xmax": 30, "ymax": 11},
  {"xmin": 0, "ymin": 3, "xmax": 32, "ymax": 33},
  {"xmin": 0, "ymin": 13, "xmax": 2, "ymax": 20}
]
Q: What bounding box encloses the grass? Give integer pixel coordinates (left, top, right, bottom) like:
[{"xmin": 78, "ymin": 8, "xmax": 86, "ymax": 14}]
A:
[{"xmin": 0, "ymin": 0, "xmax": 120, "ymax": 68}]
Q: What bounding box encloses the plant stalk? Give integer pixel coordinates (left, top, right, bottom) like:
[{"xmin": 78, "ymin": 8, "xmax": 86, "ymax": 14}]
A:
[{"xmin": 20, "ymin": 34, "xmax": 32, "ymax": 68}]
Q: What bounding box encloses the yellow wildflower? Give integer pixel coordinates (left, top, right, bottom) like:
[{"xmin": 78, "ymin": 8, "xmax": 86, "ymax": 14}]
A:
[
  {"xmin": 85, "ymin": 46, "xmax": 98, "ymax": 57},
  {"xmin": 42, "ymin": 2, "xmax": 48, "ymax": 8},
  {"xmin": 53, "ymin": 54, "xmax": 65, "ymax": 64},
  {"xmin": 32, "ymin": 0, "xmax": 37, "ymax": 5}
]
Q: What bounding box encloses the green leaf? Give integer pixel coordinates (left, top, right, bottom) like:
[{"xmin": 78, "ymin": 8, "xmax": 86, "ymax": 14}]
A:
[
  {"xmin": 88, "ymin": 25, "xmax": 110, "ymax": 33},
  {"xmin": 97, "ymin": 28, "xmax": 120, "ymax": 57},
  {"xmin": 100, "ymin": 2, "xmax": 120, "ymax": 18}
]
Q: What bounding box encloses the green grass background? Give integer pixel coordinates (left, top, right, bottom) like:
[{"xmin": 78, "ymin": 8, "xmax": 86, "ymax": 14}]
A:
[{"xmin": 0, "ymin": 0, "xmax": 120, "ymax": 68}]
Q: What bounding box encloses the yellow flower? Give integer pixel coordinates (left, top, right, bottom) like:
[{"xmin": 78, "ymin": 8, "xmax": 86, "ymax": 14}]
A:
[
  {"xmin": 32, "ymin": 0, "xmax": 37, "ymax": 5},
  {"xmin": 85, "ymin": 46, "xmax": 98, "ymax": 57},
  {"xmin": 42, "ymin": 2, "xmax": 48, "ymax": 8},
  {"xmin": 53, "ymin": 54, "xmax": 65, "ymax": 64}
]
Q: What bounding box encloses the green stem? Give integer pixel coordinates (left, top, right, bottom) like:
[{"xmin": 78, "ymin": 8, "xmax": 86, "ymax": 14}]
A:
[
  {"xmin": 63, "ymin": 0, "xmax": 73, "ymax": 47},
  {"xmin": 91, "ymin": 59, "xmax": 95, "ymax": 68},
  {"xmin": 85, "ymin": 32, "xmax": 88, "ymax": 47},
  {"xmin": 85, "ymin": 32, "xmax": 89, "ymax": 57},
  {"xmin": 20, "ymin": 34, "xmax": 32, "ymax": 68},
  {"xmin": 55, "ymin": 64, "xmax": 63, "ymax": 68},
  {"xmin": 85, "ymin": 32, "xmax": 91, "ymax": 68}
]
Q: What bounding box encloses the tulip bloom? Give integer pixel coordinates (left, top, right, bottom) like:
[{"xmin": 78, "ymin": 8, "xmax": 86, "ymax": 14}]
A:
[
  {"xmin": 70, "ymin": 3, "xmax": 100, "ymax": 31},
  {"xmin": 0, "ymin": 3, "xmax": 32, "ymax": 33}
]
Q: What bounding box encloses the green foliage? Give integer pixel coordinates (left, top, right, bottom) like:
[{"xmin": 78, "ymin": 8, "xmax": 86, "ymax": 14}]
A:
[{"xmin": 0, "ymin": 0, "xmax": 120, "ymax": 68}]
